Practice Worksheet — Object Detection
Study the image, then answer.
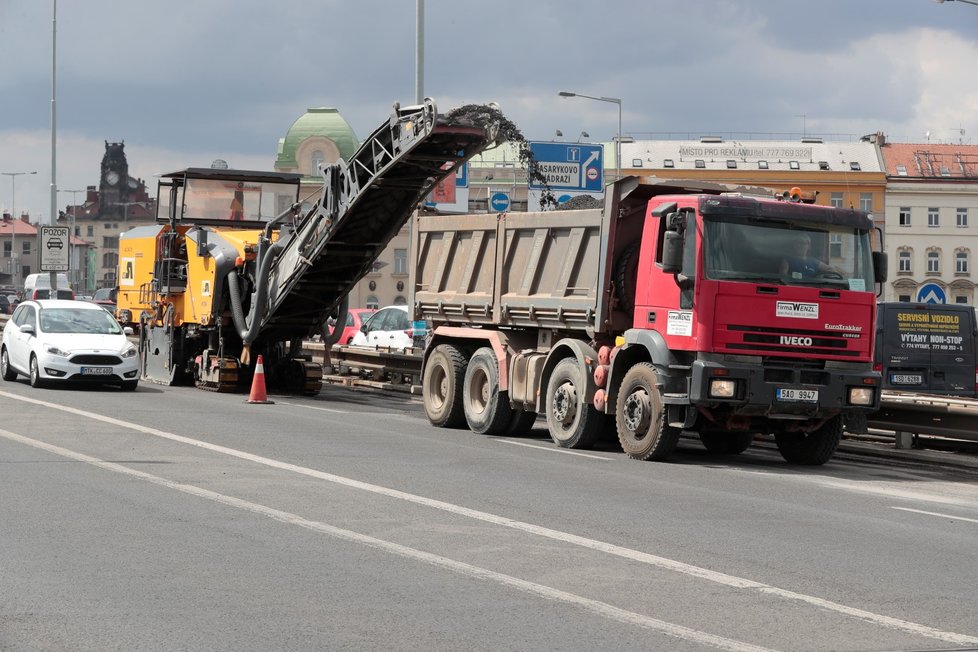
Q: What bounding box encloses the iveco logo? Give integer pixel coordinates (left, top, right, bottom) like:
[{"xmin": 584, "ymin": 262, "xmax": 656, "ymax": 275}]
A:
[{"xmin": 780, "ymin": 336, "xmax": 813, "ymax": 346}]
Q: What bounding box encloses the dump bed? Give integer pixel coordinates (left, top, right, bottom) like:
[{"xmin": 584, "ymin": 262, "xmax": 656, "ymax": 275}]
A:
[{"xmin": 414, "ymin": 207, "xmax": 608, "ymax": 333}]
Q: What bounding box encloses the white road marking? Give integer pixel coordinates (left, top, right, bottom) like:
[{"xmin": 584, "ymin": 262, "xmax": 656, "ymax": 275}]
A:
[
  {"xmin": 892, "ymin": 506, "xmax": 978, "ymax": 525},
  {"xmin": 274, "ymin": 400, "xmax": 348, "ymax": 414},
  {"xmin": 496, "ymin": 439, "xmax": 613, "ymax": 460},
  {"xmin": 3, "ymin": 389, "xmax": 977, "ymax": 647},
  {"xmin": 0, "ymin": 426, "xmax": 775, "ymax": 652}
]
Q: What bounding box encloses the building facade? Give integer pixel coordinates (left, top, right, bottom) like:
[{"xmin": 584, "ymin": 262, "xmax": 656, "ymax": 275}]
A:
[{"xmin": 879, "ymin": 139, "xmax": 978, "ymax": 304}]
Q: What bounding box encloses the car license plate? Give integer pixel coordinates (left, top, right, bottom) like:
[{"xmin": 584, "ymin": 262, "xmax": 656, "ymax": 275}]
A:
[
  {"xmin": 81, "ymin": 366, "xmax": 112, "ymax": 376},
  {"xmin": 890, "ymin": 374, "xmax": 923, "ymax": 385},
  {"xmin": 776, "ymin": 388, "xmax": 818, "ymax": 402}
]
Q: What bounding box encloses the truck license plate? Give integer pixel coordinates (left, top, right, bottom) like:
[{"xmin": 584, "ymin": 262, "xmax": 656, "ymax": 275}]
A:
[
  {"xmin": 776, "ymin": 388, "xmax": 818, "ymax": 402},
  {"xmin": 81, "ymin": 367, "xmax": 112, "ymax": 376},
  {"xmin": 890, "ymin": 374, "xmax": 923, "ymax": 385}
]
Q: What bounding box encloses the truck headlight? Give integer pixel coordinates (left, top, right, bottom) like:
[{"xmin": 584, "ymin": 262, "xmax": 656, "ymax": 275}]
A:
[
  {"xmin": 709, "ymin": 378, "xmax": 737, "ymax": 398},
  {"xmin": 848, "ymin": 387, "xmax": 875, "ymax": 406}
]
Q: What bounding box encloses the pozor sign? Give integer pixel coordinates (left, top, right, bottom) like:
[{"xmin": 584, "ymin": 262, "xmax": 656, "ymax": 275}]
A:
[{"xmin": 39, "ymin": 226, "xmax": 70, "ymax": 272}]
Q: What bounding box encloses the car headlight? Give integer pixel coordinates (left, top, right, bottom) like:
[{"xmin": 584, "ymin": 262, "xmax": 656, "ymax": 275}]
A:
[
  {"xmin": 46, "ymin": 345, "xmax": 71, "ymax": 357},
  {"xmin": 122, "ymin": 344, "xmax": 138, "ymax": 359}
]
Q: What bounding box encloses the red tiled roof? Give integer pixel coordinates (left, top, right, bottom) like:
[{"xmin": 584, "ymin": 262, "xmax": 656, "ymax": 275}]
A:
[
  {"xmin": 0, "ymin": 219, "xmax": 37, "ymax": 235},
  {"xmin": 880, "ymin": 142, "xmax": 978, "ymax": 179}
]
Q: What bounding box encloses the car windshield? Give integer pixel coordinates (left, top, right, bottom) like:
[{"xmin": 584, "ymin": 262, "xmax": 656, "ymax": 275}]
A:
[
  {"xmin": 39, "ymin": 307, "xmax": 123, "ymax": 335},
  {"xmin": 702, "ymin": 216, "xmax": 875, "ymax": 290}
]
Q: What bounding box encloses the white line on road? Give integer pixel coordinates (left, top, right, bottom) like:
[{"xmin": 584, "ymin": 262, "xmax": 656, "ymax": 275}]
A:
[
  {"xmin": 496, "ymin": 439, "xmax": 613, "ymax": 460},
  {"xmin": 0, "ymin": 426, "xmax": 775, "ymax": 652},
  {"xmin": 274, "ymin": 400, "xmax": 348, "ymax": 414},
  {"xmin": 3, "ymin": 389, "xmax": 977, "ymax": 648},
  {"xmin": 891, "ymin": 506, "xmax": 978, "ymax": 525}
]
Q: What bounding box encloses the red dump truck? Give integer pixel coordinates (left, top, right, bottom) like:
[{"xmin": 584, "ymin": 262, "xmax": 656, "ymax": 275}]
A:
[{"xmin": 414, "ymin": 177, "xmax": 886, "ymax": 465}]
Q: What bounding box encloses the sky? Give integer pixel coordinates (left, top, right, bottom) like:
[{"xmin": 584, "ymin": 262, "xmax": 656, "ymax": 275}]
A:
[{"xmin": 1, "ymin": 0, "xmax": 976, "ymax": 221}]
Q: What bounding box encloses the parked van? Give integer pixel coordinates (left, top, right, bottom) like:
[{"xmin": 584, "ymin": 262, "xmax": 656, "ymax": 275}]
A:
[
  {"xmin": 22, "ymin": 273, "xmax": 74, "ymax": 301},
  {"xmin": 875, "ymin": 302, "xmax": 978, "ymax": 397}
]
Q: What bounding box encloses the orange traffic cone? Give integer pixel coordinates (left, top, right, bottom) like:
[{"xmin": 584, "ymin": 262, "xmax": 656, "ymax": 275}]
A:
[{"xmin": 246, "ymin": 354, "xmax": 274, "ymax": 404}]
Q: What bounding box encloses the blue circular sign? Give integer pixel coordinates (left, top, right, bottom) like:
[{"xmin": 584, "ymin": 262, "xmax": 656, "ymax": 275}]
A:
[
  {"xmin": 490, "ymin": 192, "xmax": 511, "ymax": 212},
  {"xmin": 916, "ymin": 283, "xmax": 946, "ymax": 304}
]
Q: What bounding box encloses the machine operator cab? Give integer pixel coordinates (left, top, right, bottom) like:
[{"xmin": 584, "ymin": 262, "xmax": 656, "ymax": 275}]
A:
[{"xmin": 156, "ymin": 168, "xmax": 304, "ymax": 229}]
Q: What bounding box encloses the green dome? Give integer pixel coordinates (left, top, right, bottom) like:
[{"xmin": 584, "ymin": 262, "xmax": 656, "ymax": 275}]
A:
[{"xmin": 275, "ymin": 107, "xmax": 359, "ymax": 168}]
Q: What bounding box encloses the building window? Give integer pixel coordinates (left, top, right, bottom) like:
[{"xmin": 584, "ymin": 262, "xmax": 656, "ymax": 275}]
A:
[
  {"xmin": 311, "ymin": 150, "xmax": 325, "ymax": 175},
  {"xmin": 957, "ymin": 208, "xmax": 969, "ymax": 228},
  {"xmin": 87, "ymin": 225, "xmax": 94, "ymax": 236},
  {"xmin": 956, "ymin": 251, "xmax": 969, "ymax": 274},
  {"xmin": 928, "ymin": 207, "xmax": 939, "ymax": 227},
  {"xmin": 955, "ymin": 296, "xmax": 969, "ymax": 304},
  {"xmin": 22, "ymin": 241, "xmax": 30, "ymax": 256},
  {"xmin": 859, "ymin": 193, "xmax": 872, "ymax": 212},
  {"xmin": 103, "ymin": 236, "xmax": 119, "ymax": 249},
  {"xmin": 2, "ymin": 241, "xmax": 9, "ymax": 257},
  {"xmin": 898, "ymin": 294, "xmax": 911, "ymax": 302},
  {"xmin": 899, "ymin": 207, "xmax": 911, "ymax": 227},
  {"xmin": 103, "ymin": 252, "xmax": 119, "ymax": 268},
  {"xmin": 694, "ymin": 159, "xmax": 705, "ymax": 169},
  {"xmin": 927, "ymin": 251, "xmax": 940, "ymax": 273},
  {"xmin": 393, "ymin": 248, "xmax": 407, "ymax": 275},
  {"xmin": 829, "ymin": 234, "xmax": 843, "ymax": 259},
  {"xmin": 830, "ymin": 193, "xmax": 843, "ymax": 209},
  {"xmin": 898, "ymin": 250, "xmax": 911, "ymax": 273},
  {"xmin": 757, "ymin": 160, "xmax": 768, "ymax": 169},
  {"xmin": 365, "ymin": 295, "xmax": 379, "ymax": 310},
  {"xmin": 393, "ymin": 295, "xmax": 407, "ymax": 306}
]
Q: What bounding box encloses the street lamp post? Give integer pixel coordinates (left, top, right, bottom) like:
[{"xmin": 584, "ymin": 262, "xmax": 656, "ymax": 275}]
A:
[
  {"xmin": 2, "ymin": 170, "xmax": 38, "ymax": 283},
  {"xmin": 558, "ymin": 91, "xmax": 622, "ymax": 182}
]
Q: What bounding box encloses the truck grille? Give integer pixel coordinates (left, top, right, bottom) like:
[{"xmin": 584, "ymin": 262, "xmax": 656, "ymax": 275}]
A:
[
  {"xmin": 70, "ymin": 354, "xmax": 123, "ymax": 365},
  {"xmin": 723, "ymin": 324, "xmax": 860, "ymax": 358}
]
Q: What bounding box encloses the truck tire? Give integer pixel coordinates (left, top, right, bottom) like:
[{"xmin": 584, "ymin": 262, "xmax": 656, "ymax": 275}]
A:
[
  {"xmin": 505, "ymin": 409, "xmax": 538, "ymax": 436},
  {"xmin": 699, "ymin": 431, "xmax": 754, "ymax": 455},
  {"xmin": 545, "ymin": 357, "xmax": 603, "ymax": 449},
  {"xmin": 774, "ymin": 415, "xmax": 843, "ymax": 465},
  {"xmin": 463, "ymin": 347, "xmax": 513, "ymax": 435},
  {"xmin": 423, "ymin": 344, "xmax": 467, "ymax": 428},
  {"xmin": 615, "ymin": 363, "xmax": 680, "ymax": 461}
]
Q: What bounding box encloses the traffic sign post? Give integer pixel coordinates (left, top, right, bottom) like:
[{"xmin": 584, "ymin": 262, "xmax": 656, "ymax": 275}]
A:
[
  {"xmin": 40, "ymin": 226, "xmax": 69, "ymax": 272},
  {"xmin": 527, "ymin": 142, "xmax": 604, "ymax": 192}
]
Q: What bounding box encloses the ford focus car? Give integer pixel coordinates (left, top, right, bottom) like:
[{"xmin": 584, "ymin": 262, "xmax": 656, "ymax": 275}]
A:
[{"xmin": 1, "ymin": 299, "xmax": 139, "ymax": 390}]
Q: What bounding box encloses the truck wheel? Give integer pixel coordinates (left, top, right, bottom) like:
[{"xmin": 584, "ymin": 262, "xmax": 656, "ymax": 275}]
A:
[
  {"xmin": 616, "ymin": 363, "xmax": 680, "ymax": 461},
  {"xmin": 699, "ymin": 431, "xmax": 754, "ymax": 455},
  {"xmin": 463, "ymin": 347, "xmax": 513, "ymax": 435},
  {"xmin": 546, "ymin": 357, "xmax": 603, "ymax": 449},
  {"xmin": 423, "ymin": 344, "xmax": 467, "ymax": 428},
  {"xmin": 505, "ymin": 409, "xmax": 538, "ymax": 436},
  {"xmin": 774, "ymin": 415, "xmax": 843, "ymax": 465}
]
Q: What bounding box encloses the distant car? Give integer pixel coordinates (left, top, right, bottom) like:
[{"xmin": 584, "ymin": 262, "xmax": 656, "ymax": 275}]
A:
[
  {"xmin": 350, "ymin": 305, "xmax": 415, "ymax": 350},
  {"xmin": 0, "ymin": 295, "xmax": 8, "ymax": 314},
  {"xmin": 6, "ymin": 295, "xmax": 19, "ymax": 314},
  {"xmin": 325, "ymin": 308, "xmax": 375, "ymax": 345},
  {"xmin": 1, "ymin": 299, "xmax": 139, "ymax": 390}
]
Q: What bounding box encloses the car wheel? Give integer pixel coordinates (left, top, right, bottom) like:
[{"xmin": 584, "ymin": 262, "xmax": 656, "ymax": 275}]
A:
[
  {"xmin": 29, "ymin": 355, "xmax": 46, "ymax": 388},
  {"xmin": 1, "ymin": 347, "xmax": 17, "ymax": 381}
]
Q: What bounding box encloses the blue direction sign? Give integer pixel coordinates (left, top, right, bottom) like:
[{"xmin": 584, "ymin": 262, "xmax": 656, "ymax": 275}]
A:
[
  {"xmin": 455, "ymin": 162, "xmax": 469, "ymax": 188},
  {"xmin": 490, "ymin": 192, "xmax": 511, "ymax": 212},
  {"xmin": 916, "ymin": 283, "xmax": 946, "ymax": 304},
  {"xmin": 527, "ymin": 142, "xmax": 604, "ymax": 192}
]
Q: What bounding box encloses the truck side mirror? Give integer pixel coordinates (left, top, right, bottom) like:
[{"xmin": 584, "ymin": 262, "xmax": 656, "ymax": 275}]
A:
[
  {"xmin": 661, "ymin": 231, "xmax": 684, "ymax": 274},
  {"xmin": 872, "ymin": 251, "xmax": 888, "ymax": 284}
]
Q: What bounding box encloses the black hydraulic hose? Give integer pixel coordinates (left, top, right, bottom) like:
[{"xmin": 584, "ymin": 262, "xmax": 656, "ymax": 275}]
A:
[
  {"xmin": 228, "ymin": 238, "xmax": 285, "ymax": 345},
  {"xmin": 321, "ymin": 293, "xmax": 349, "ymax": 347}
]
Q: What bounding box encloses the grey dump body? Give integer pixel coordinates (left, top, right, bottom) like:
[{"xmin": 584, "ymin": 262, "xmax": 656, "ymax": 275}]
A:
[{"xmin": 876, "ymin": 302, "xmax": 977, "ymax": 397}]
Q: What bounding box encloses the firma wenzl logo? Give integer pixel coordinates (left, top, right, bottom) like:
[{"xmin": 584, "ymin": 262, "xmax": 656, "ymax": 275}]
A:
[{"xmin": 776, "ymin": 301, "xmax": 818, "ymax": 319}]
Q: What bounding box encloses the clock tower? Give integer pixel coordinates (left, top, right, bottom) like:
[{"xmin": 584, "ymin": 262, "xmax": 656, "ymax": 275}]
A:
[{"xmin": 98, "ymin": 141, "xmax": 130, "ymax": 219}]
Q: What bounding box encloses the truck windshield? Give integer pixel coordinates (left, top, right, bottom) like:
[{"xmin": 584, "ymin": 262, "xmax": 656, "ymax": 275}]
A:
[{"xmin": 702, "ymin": 217, "xmax": 875, "ymax": 290}]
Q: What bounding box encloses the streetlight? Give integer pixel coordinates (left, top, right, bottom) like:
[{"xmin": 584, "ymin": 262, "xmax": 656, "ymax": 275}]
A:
[
  {"xmin": 2, "ymin": 170, "xmax": 38, "ymax": 282},
  {"xmin": 558, "ymin": 91, "xmax": 622, "ymax": 182},
  {"xmin": 934, "ymin": 0, "xmax": 978, "ymax": 5}
]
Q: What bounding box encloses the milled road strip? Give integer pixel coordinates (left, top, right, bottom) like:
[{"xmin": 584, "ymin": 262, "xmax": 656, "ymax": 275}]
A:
[
  {"xmin": 3, "ymin": 389, "xmax": 977, "ymax": 647},
  {"xmin": 0, "ymin": 426, "xmax": 774, "ymax": 652}
]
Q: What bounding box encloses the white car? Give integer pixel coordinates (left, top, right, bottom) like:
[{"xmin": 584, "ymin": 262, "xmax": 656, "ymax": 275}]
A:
[
  {"xmin": 350, "ymin": 305, "xmax": 417, "ymax": 350},
  {"xmin": 1, "ymin": 299, "xmax": 139, "ymax": 390}
]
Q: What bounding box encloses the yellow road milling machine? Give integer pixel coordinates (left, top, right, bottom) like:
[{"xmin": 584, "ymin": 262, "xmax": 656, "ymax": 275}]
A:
[{"xmin": 117, "ymin": 100, "xmax": 502, "ymax": 393}]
